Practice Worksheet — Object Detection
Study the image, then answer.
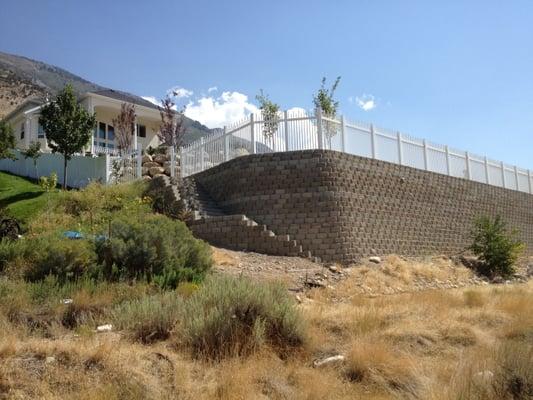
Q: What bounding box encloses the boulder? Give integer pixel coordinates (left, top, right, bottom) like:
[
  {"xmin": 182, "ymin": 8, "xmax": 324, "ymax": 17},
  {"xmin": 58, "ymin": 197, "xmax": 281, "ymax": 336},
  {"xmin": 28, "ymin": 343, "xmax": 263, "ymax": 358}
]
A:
[
  {"xmin": 313, "ymin": 355, "xmax": 345, "ymax": 368},
  {"xmin": 149, "ymin": 166, "xmax": 165, "ymax": 177},
  {"xmin": 142, "ymin": 154, "xmax": 153, "ymax": 163},
  {"xmin": 142, "ymin": 166, "xmax": 149, "ymax": 176},
  {"xmin": 144, "ymin": 161, "xmax": 161, "ymax": 169},
  {"xmin": 153, "ymin": 154, "xmax": 168, "ymax": 164},
  {"xmin": 142, "ymin": 175, "xmax": 152, "ymax": 182},
  {"xmin": 369, "ymin": 256, "xmax": 381, "ymax": 264}
]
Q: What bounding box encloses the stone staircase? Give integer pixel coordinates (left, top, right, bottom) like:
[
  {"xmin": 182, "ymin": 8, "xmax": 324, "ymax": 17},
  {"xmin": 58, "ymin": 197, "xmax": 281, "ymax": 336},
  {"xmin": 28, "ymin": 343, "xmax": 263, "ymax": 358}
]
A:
[{"xmin": 180, "ymin": 178, "xmax": 315, "ymax": 259}]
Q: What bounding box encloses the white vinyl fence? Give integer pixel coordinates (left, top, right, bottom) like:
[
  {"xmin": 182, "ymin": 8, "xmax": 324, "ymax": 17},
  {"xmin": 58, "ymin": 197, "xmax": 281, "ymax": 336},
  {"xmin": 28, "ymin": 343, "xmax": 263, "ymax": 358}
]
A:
[
  {"xmin": 180, "ymin": 109, "xmax": 533, "ymax": 194},
  {"xmin": 0, "ymin": 150, "xmax": 109, "ymax": 188}
]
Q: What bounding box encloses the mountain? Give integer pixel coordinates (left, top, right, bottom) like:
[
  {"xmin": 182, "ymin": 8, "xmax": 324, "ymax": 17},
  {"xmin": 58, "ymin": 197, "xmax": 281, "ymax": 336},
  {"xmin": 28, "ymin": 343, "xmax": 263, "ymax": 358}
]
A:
[{"xmin": 0, "ymin": 51, "xmax": 212, "ymax": 144}]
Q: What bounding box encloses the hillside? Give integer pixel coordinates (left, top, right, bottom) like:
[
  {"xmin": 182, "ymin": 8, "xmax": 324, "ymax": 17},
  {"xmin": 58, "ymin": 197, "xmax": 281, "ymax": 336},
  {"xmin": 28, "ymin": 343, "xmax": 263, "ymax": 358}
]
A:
[{"xmin": 0, "ymin": 51, "xmax": 212, "ymax": 144}]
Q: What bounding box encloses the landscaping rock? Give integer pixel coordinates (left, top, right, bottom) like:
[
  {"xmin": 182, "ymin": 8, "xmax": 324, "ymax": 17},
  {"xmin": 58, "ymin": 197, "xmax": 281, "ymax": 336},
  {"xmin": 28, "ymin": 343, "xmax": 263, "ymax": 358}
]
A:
[
  {"xmin": 153, "ymin": 154, "xmax": 167, "ymax": 164},
  {"xmin": 144, "ymin": 161, "xmax": 161, "ymax": 169},
  {"xmin": 313, "ymin": 355, "xmax": 345, "ymax": 368},
  {"xmin": 149, "ymin": 166, "xmax": 165, "ymax": 177},
  {"xmin": 369, "ymin": 256, "xmax": 381, "ymax": 264},
  {"xmin": 142, "ymin": 154, "xmax": 153, "ymax": 163},
  {"xmin": 96, "ymin": 324, "xmax": 113, "ymax": 333}
]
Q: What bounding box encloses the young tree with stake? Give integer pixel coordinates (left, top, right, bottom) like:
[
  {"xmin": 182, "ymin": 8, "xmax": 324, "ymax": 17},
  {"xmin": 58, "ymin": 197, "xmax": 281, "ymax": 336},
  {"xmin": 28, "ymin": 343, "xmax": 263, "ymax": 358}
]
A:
[
  {"xmin": 112, "ymin": 102, "xmax": 136, "ymax": 155},
  {"xmin": 158, "ymin": 96, "xmax": 185, "ymax": 150},
  {"xmin": 39, "ymin": 84, "xmax": 96, "ymax": 189}
]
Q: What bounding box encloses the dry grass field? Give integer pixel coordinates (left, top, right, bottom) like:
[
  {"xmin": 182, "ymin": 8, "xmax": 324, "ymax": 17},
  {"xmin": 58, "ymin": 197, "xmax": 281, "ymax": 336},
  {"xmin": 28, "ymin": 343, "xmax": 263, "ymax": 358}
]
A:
[{"xmin": 0, "ymin": 263, "xmax": 530, "ymax": 399}]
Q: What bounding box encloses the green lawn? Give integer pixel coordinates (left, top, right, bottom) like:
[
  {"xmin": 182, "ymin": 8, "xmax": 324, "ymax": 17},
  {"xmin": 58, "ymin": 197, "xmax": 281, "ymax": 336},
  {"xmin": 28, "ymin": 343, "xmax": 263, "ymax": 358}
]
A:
[{"xmin": 0, "ymin": 172, "xmax": 59, "ymax": 223}]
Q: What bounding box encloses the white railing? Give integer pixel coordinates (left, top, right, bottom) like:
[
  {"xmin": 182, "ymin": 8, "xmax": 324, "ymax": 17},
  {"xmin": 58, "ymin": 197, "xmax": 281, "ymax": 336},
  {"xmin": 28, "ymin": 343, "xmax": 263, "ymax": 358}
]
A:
[
  {"xmin": 92, "ymin": 144, "xmax": 119, "ymax": 156},
  {"xmin": 180, "ymin": 109, "xmax": 533, "ymax": 195}
]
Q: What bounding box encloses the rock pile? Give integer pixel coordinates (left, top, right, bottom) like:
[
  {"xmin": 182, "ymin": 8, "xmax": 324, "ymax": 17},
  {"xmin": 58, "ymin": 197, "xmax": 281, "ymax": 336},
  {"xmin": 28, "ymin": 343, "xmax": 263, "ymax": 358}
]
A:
[{"xmin": 141, "ymin": 150, "xmax": 179, "ymax": 181}]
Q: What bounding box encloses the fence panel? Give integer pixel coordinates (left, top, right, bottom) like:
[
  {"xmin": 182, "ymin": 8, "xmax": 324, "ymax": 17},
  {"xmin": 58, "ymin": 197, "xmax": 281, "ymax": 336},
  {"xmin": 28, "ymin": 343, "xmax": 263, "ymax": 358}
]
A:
[{"xmin": 179, "ymin": 111, "xmax": 532, "ymax": 195}]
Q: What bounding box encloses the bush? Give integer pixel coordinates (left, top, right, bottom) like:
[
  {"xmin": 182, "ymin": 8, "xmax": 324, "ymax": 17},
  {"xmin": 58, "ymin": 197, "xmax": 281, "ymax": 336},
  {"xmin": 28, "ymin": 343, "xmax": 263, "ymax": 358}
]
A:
[
  {"xmin": 23, "ymin": 236, "xmax": 96, "ymax": 283},
  {"xmin": 469, "ymin": 215, "xmax": 524, "ymax": 278},
  {"xmin": 95, "ymin": 212, "xmax": 211, "ymax": 288},
  {"xmin": 179, "ymin": 275, "xmax": 306, "ymax": 359},
  {"xmin": 111, "ymin": 292, "xmax": 183, "ymax": 343}
]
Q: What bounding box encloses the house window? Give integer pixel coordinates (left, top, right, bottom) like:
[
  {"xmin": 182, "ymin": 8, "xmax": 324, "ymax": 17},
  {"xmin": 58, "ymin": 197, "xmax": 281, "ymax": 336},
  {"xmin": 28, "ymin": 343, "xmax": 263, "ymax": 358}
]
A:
[
  {"xmin": 38, "ymin": 124, "xmax": 45, "ymax": 139},
  {"xmin": 20, "ymin": 123, "xmax": 25, "ymax": 140},
  {"xmin": 98, "ymin": 122, "xmax": 106, "ymax": 139},
  {"xmin": 137, "ymin": 124, "xmax": 146, "ymax": 138},
  {"xmin": 107, "ymin": 125, "xmax": 115, "ymax": 141}
]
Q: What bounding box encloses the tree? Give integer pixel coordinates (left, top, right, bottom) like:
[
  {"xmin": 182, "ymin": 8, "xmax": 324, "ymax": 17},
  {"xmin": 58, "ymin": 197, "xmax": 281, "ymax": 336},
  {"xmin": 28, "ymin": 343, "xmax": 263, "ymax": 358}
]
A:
[
  {"xmin": 469, "ymin": 215, "xmax": 524, "ymax": 278},
  {"xmin": 256, "ymin": 90, "xmax": 280, "ymax": 141},
  {"xmin": 0, "ymin": 121, "xmax": 16, "ymax": 160},
  {"xmin": 313, "ymin": 76, "xmax": 341, "ymax": 142},
  {"xmin": 313, "ymin": 76, "xmax": 341, "ymax": 117},
  {"xmin": 112, "ymin": 102, "xmax": 136, "ymax": 155},
  {"xmin": 21, "ymin": 141, "xmax": 42, "ymax": 180},
  {"xmin": 158, "ymin": 96, "xmax": 185, "ymax": 150},
  {"xmin": 39, "ymin": 84, "xmax": 96, "ymax": 189}
]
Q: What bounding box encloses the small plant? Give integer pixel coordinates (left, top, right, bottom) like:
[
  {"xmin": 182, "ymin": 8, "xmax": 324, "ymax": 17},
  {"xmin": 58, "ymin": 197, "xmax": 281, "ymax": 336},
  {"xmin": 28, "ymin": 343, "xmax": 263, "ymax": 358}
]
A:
[
  {"xmin": 256, "ymin": 90, "xmax": 280, "ymax": 140},
  {"xmin": 179, "ymin": 275, "xmax": 306, "ymax": 359},
  {"xmin": 0, "ymin": 208, "xmax": 21, "ymax": 241},
  {"xmin": 469, "ymin": 215, "xmax": 524, "ymax": 278},
  {"xmin": 111, "ymin": 292, "xmax": 183, "ymax": 343},
  {"xmin": 112, "ymin": 102, "xmax": 136, "ymax": 155},
  {"xmin": 21, "ymin": 141, "xmax": 42, "ymax": 180},
  {"xmin": 313, "ymin": 76, "xmax": 341, "ymax": 141},
  {"xmin": 39, "ymin": 172, "xmax": 58, "ymax": 217}
]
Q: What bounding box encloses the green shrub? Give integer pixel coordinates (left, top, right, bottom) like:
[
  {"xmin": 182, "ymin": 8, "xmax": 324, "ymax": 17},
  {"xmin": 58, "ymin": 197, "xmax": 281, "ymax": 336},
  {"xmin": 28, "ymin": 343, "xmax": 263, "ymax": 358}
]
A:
[
  {"xmin": 179, "ymin": 275, "xmax": 306, "ymax": 359},
  {"xmin": 469, "ymin": 215, "xmax": 524, "ymax": 278},
  {"xmin": 111, "ymin": 292, "xmax": 183, "ymax": 343},
  {"xmin": 95, "ymin": 212, "xmax": 211, "ymax": 288},
  {"xmin": 24, "ymin": 236, "xmax": 96, "ymax": 283}
]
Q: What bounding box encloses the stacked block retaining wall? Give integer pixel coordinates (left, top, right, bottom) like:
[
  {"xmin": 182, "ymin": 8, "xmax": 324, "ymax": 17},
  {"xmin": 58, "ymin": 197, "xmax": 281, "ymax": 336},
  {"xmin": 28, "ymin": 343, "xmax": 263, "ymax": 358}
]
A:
[{"xmin": 190, "ymin": 150, "xmax": 533, "ymax": 263}]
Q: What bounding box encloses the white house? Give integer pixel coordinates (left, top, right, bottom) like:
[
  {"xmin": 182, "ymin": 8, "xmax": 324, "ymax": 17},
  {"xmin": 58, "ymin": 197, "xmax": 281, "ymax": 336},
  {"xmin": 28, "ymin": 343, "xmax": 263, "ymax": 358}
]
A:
[{"xmin": 2, "ymin": 89, "xmax": 163, "ymax": 155}]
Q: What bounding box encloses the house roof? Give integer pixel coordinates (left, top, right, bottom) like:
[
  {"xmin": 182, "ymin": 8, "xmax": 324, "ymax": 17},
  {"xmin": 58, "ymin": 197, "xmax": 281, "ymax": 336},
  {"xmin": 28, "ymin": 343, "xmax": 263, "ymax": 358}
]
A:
[
  {"xmin": 89, "ymin": 89, "xmax": 161, "ymax": 111},
  {"xmin": 1, "ymin": 97, "xmax": 45, "ymax": 121}
]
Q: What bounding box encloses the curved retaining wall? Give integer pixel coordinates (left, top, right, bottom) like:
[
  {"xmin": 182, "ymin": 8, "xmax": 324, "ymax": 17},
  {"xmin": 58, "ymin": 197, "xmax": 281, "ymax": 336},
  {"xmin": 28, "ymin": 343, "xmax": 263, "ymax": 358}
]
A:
[{"xmin": 192, "ymin": 150, "xmax": 533, "ymax": 263}]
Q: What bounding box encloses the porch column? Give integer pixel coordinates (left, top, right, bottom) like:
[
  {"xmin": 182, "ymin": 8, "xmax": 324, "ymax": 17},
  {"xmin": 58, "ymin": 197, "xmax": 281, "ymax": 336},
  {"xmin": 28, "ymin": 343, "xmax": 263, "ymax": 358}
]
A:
[
  {"xmin": 89, "ymin": 98, "xmax": 95, "ymax": 154},
  {"xmin": 133, "ymin": 120, "xmax": 138, "ymax": 152},
  {"xmin": 24, "ymin": 117, "xmax": 31, "ymax": 149}
]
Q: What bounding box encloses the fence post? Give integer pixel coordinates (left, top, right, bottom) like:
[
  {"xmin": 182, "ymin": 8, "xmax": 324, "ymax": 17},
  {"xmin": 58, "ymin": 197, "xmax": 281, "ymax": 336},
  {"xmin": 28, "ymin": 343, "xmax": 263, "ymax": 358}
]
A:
[
  {"xmin": 370, "ymin": 124, "xmax": 376, "ymax": 159},
  {"xmin": 465, "ymin": 151, "xmax": 471, "ymax": 179},
  {"xmin": 514, "ymin": 166, "xmax": 519, "ymax": 190},
  {"xmin": 136, "ymin": 143, "xmax": 142, "ymax": 179},
  {"xmin": 105, "ymin": 153, "xmax": 111, "ymax": 184},
  {"xmin": 423, "ymin": 139, "xmax": 429, "ymax": 170},
  {"xmin": 316, "ymin": 108, "xmax": 324, "ymax": 149},
  {"xmin": 223, "ymin": 126, "xmax": 229, "ymax": 161},
  {"xmin": 250, "ymin": 113, "xmax": 256, "ymax": 154},
  {"xmin": 170, "ymin": 146, "xmax": 176, "ymax": 179},
  {"xmin": 528, "ymin": 169, "xmax": 532, "ymax": 194},
  {"xmin": 484, "ymin": 156, "xmax": 490, "ymax": 184},
  {"xmin": 284, "ymin": 110, "xmax": 289, "ymax": 152},
  {"xmin": 200, "ymin": 137, "xmax": 205, "ymax": 172},
  {"xmin": 340, "ymin": 115, "xmax": 346, "ymax": 153},
  {"xmin": 445, "ymin": 145, "xmax": 451, "ymax": 175},
  {"xmin": 501, "ymin": 161, "xmax": 506, "ymax": 188},
  {"xmin": 397, "ymin": 132, "xmax": 403, "ymax": 165}
]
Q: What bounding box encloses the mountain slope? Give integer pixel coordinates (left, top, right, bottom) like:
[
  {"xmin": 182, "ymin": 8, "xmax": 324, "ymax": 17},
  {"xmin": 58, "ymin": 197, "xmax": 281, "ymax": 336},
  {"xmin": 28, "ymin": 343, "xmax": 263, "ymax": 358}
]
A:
[{"xmin": 0, "ymin": 51, "xmax": 211, "ymax": 144}]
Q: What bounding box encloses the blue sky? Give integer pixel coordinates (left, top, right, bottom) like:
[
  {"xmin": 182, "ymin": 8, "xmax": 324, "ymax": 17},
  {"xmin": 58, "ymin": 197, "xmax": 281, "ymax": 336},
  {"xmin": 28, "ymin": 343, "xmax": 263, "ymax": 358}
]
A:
[{"xmin": 1, "ymin": 0, "xmax": 532, "ymax": 168}]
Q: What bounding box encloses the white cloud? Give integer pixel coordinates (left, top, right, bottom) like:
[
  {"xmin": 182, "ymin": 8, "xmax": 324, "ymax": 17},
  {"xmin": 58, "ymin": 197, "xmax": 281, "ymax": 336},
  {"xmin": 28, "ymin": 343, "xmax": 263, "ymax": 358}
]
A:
[
  {"xmin": 167, "ymin": 86, "xmax": 193, "ymax": 99},
  {"xmin": 184, "ymin": 91, "xmax": 259, "ymax": 128},
  {"xmin": 207, "ymin": 86, "xmax": 218, "ymax": 93},
  {"xmin": 141, "ymin": 96, "xmax": 162, "ymax": 107},
  {"xmin": 352, "ymin": 94, "xmax": 377, "ymax": 111}
]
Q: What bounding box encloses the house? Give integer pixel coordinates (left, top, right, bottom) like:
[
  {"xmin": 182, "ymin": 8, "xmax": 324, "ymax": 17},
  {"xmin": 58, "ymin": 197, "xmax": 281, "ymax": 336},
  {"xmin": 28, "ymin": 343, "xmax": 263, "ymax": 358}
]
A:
[{"xmin": 2, "ymin": 89, "xmax": 163, "ymax": 155}]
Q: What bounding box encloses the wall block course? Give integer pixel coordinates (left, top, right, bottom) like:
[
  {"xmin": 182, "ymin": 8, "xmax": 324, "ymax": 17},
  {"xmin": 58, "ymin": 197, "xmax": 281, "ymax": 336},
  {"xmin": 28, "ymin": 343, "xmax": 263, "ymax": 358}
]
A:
[{"xmin": 189, "ymin": 150, "xmax": 533, "ymax": 263}]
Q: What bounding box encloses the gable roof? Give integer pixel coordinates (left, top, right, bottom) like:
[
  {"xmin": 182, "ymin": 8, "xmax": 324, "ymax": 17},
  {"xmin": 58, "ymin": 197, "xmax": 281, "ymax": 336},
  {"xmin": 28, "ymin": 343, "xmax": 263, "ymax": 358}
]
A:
[{"xmin": 1, "ymin": 97, "xmax": 45, "ymax": 121}]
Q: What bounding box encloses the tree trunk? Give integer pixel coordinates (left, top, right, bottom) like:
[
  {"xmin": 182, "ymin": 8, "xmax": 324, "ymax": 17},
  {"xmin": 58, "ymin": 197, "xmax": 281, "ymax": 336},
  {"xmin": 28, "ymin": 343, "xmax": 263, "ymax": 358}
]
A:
[{"xmin": 63, "ymin": 155, "xmax": 68, "ymax": 189}]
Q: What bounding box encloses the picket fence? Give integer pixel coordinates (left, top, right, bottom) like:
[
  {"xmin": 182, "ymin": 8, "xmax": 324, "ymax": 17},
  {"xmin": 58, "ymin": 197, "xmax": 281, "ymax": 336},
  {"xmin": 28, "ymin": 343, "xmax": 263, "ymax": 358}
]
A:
[{"xmin": 180, "ymin": 109, "xmax": 533, "ymax": 194}]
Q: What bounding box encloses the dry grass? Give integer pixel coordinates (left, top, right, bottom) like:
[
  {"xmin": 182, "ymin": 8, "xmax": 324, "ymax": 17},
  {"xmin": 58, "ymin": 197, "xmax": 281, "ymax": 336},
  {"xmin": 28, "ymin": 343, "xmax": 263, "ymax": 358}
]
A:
[{"xmin": 0, "ymin": 263, "xmax": 531, "ymax": 399}]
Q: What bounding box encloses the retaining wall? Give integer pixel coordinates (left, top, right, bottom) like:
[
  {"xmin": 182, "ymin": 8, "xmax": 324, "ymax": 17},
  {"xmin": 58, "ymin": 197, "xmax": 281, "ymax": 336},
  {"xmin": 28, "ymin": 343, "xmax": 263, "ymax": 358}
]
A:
[{"xmin": 191, "ymin": 150, "xmax": 533, "ymax": 263}]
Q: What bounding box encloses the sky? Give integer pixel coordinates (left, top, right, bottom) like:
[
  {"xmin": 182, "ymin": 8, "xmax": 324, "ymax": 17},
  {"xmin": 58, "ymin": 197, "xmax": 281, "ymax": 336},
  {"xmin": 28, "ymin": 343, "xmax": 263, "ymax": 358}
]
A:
[{"xmin": 1, "ymin": 0, "xmax": 532, "ymax": 168}]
